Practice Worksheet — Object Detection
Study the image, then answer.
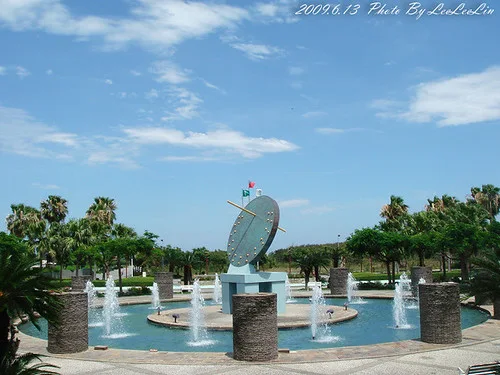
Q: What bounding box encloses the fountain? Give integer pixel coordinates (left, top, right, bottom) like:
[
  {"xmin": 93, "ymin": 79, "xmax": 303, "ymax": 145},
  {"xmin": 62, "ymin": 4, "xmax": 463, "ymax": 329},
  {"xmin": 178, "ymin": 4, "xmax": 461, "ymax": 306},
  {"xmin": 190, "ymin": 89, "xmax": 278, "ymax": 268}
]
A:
[
  {"xmin": 102, "ymin": 275, "xmax": 125, "ymax": 337},
  {"xmin": 188, "ymin": 279, "xmax": 213, "ymax": 346},
  {"xmin": 393, "ymin": 274, "xmax": 412, "ymax": 329},
  {"xmin": 212, "ymin": 273, "xmax": 222, "ymax": 304},
  {"xmin": 309, "ymin": 285, "xmax": 339, "ymax": 342},
  {"xmin": 151, "ymin": 282, "xmax": 162, "ymax": 309},
  {"xmin": 346, "ymin": 272, "xmax": 365, "ymax": 304},
  {"xmin": 84, "ymin": 280, "xmax": 101, "ymax": 327},
  {"xmin": 285, "ymin": 274, "xmax": 296, "ymax": 303}
]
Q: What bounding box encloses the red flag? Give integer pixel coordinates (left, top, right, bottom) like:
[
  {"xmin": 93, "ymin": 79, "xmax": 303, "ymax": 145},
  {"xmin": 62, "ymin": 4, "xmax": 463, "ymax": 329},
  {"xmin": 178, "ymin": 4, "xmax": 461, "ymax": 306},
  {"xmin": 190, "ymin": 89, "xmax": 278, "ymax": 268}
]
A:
[{"xmin": 248, "ymin": 181, "xmax": 256, "ymax": 188}]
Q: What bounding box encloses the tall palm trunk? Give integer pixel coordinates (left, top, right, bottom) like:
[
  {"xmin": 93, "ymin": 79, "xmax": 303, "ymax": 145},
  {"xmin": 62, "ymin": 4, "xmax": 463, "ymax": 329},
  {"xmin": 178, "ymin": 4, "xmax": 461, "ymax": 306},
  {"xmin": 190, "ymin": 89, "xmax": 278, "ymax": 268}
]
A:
[
  {"xmin": 391, "ymin": 261, "xmax": 396, "ymax": 284},
  {"xmin": 441, "ymin": 253, "xmax": 447, "ymax": 280},
  {"xmin": 304, "ymin": 270, "xmax": 311, "ymax": 290},
  {"xmin": 385, "ymin": 261, "xmax": 391, "ymax": 284},
  {"xmin": 117, "ymin": 257, "xmax": 123, "ymax": 293},
  {"xmin": 460, "ymin": 254, "xmax": 469, "ymax": 281}
]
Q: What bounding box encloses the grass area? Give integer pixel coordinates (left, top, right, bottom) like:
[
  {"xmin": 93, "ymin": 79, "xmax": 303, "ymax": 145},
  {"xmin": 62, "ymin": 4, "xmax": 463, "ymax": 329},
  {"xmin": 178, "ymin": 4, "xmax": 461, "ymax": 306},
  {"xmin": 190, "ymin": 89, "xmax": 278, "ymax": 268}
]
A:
[{"xmin": 352, "ymin": 270, "xmax": 462, "ymax": 281}]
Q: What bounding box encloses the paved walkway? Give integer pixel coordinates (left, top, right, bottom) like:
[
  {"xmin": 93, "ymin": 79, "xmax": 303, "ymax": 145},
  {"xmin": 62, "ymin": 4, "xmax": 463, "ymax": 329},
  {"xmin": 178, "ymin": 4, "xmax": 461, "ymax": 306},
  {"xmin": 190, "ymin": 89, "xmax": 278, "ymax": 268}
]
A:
[{"xmin": 17, "ymin": 291, "xmax": 500, "ymax": 374}]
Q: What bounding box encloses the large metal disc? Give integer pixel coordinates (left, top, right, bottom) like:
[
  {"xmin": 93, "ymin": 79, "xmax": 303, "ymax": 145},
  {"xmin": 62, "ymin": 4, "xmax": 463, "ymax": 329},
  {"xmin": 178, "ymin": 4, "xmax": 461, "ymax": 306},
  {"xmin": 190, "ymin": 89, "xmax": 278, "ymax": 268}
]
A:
[{"xmin": 226, "ymin": 196, "xmax": 280, "ymax": 267}]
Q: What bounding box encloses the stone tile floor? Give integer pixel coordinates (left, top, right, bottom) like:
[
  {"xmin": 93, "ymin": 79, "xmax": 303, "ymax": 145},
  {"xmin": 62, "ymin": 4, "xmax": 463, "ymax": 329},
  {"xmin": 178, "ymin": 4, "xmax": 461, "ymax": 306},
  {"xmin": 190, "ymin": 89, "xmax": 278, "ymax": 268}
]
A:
[{"xmin": 17, "ymin": 291, "xmax": 500, "ymax": 374}]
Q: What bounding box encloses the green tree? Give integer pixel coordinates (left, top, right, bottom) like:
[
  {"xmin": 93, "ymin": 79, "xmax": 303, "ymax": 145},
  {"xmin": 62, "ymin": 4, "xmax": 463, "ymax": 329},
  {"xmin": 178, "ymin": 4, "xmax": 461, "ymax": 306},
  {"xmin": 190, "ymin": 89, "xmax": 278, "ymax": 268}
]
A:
[
  {"xmin": 291, "ymin": 246, "xmax": 315, "ymax": 289},
  {"xmin": 470, "ymin": 222, "xmax": 500, "ymax": 318},
  {"xmin": 0, "ymin": 233, "xmax": 62, "ymax": 371},
  {"xmin": 346, "ymin": 227, "xmax": 406, "ymax": 283},
  {"xmin": 470, "ymin": 184, "xmax": 500, "ymax": 223},
  {"xmin": 66, "ymin": 218, "xmax": 93, "ymax": 276}
]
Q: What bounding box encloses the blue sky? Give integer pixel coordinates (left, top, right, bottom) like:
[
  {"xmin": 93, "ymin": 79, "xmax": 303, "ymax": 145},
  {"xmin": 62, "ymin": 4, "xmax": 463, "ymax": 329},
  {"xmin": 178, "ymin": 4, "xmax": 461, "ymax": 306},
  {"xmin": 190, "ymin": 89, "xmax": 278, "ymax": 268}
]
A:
[{"xmin": 0, "ymin": 0, "xmax": 499, "ymax": 252}]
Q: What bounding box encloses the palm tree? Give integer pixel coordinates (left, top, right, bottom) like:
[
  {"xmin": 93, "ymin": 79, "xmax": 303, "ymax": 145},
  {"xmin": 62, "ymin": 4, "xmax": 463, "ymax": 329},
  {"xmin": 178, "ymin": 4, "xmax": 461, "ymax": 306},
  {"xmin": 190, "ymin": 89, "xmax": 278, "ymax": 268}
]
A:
[
  {"xmin": 86, "ymin": 197, "xmax": 117, "ymax": 227},
  {"xmin": 380, "ymin": 195, "xmax": 409, "ymax": 223},
  {"xmin": 470, "ymin": 222, "xmax": 500, "ymax": 318},
  {"xmin": 470, "ymin": 184, "xmax": 500, "ymax": 223},
  {"xmin": 380, "ymin": 195, "xmax": 409, "ymax": 276},
  {"xmin": 0, "ymin": 232, "xmax": 62, "ymax": 372},
  {"xmin": 66, "ymin": 218, "xmax": 93, "ymax": 276},
  {"xmin": 40, "ymin": 196, "xmax": 68, "ymax": 225},
  {"xmin": 111, "ymin": 224, "xmax": 137, "ymax": 290},
  {"xmin": 5, "ymin": 204, "xmax": 39, "ymax": 238}
]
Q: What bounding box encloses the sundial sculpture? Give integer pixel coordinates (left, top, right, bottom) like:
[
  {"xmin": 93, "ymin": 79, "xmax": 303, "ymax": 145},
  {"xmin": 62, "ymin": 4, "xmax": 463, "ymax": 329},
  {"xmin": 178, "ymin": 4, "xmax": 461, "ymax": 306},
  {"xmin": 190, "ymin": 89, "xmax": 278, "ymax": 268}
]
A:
[{"xmin": 220, "ymin": 195, "xmax": 287, "ymax": 314}]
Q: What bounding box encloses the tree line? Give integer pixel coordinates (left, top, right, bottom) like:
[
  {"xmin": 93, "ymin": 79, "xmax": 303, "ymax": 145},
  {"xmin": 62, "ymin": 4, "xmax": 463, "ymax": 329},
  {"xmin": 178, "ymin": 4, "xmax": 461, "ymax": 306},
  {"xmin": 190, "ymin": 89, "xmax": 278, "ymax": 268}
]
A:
[{"xmin": 3, "ymin": 195, "xmax": 231, "ymax": 291}]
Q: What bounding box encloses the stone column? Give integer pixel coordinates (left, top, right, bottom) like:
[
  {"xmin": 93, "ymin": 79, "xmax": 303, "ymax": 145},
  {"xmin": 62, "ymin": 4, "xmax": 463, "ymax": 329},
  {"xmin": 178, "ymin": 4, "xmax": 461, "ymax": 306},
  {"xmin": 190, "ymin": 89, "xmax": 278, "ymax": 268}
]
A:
[
  {"xmin": 419, "ymin": 283, "xmax": 462, "ymax": 344},
  {"xmin": 329, "ymin": 268, "xmax": 349, "ymax": 295},
  {"xmin": 410, "ymin": 267, "xmax": 433, "ymax": 295},
  {"xmin": 493, "ymin": 297, "xmax": 500, "ymax": 320},
  {"xmin": 48, "ymin": 292, "xmax": 88, "ymax": 354},
  {"xmin": 155, "ymin": 272, "xmax": 173, "ymax": 300},
  {"xmin": 232, "ymin": 293, "xmax": 278, "ymax": 361},
  {"xmin": 71, "ymin": 275, "xmax": 91, "ymax": 291}
]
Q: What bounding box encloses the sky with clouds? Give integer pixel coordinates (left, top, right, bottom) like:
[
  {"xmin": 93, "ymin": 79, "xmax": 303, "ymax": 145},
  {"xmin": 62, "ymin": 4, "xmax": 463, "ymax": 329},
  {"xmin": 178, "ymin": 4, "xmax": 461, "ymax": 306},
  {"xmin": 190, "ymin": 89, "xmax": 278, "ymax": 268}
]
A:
[{"xmin": 0, "ymin": 0, "xmax": 499, "ymax": 252}]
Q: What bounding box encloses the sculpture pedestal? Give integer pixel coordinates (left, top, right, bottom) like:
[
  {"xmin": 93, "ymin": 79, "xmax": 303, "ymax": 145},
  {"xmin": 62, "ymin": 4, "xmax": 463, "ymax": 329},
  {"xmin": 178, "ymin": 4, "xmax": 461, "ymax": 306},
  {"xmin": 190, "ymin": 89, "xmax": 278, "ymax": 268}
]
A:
[{"xmin": 220, "ymin": 272, "xmax": 286, "ymax": 314}]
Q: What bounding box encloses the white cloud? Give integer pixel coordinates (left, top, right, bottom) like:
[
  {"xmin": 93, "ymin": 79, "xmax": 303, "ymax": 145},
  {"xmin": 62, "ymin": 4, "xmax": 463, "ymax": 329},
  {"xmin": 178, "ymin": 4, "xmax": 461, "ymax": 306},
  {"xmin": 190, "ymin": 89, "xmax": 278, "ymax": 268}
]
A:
[
  {"xmin": 288, "ymin": 66, "xmax": 304, "ymax": 75},
  {"xmin": 373, "ymin": 66, "xmax": 500, "ymax": 126},
  {"xmin": 0, "ymin": 105, "xmax": 78, "ymax": 158},
  {"xmin": 150, "ymin": 60, "xmax": 190, "ymax": 84},
  {"xmin": 123, "ymin": 126, "xmax": 299, "ymax": 158},
  {"xmin": 253, "ymin": 1, "xmax": 300, "ymax": 23},
  {"xmin": 46, "ymin": 69, "xmax": 53, "ymax": 75},
  {"xmin": 161, "ymin": 87, "xmax": 202, "ymax": 121},
  {"xmin": 32, "ymin": 182, "xmax": 60, "ymax": 190},
  {"xmin": 230, "ymin": 43, "xmax": 284, "ymax": 61},
  {"xmin": 290, "ymin": 82, "xmax": 302, "ymax": 90},
  {"xmin": 104, "ymin": 79, "xmax": 113, "ymax": 85},
  {"xmin": 0, "ymin": 0, "xmax": 249, "ymax": 50},
  {"xmin": 161, "ymin": 155, "xmax": 218, "ymax": 162},
  {"xmin": 200, "ymin": 79, "xmax": 226, "ymax": 94},
  {"xmin": 255, "ymin": 3, "xmax": 279, "ymax": 17},
  {"xmin": 302, "ymin": 111, "xmax": 327, "ymax": 118},
  {"xmin": 145, "ymin": 88, "xmax": 159, "ymax": 100},
  {"xmin": 279, "ymin": 199, "xmax": 309, "ymax": 208},
  {"xmin": 130, "ymin": 70, "xmax": 142, "ymax": 76},
  {"xmin": 16, "ymin": 66, "xmax": 30, "ymax": 78},
  {"xmin": 0, "ymin": 66, "xmax": 6, "ymax": 75}
]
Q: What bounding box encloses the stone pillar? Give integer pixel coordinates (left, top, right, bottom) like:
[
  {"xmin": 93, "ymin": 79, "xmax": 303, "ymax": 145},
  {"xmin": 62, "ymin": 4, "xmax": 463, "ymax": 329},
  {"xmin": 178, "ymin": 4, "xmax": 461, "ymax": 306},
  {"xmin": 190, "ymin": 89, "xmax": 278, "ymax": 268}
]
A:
[
  {"xmin": 155, "ymin": 272, "xmax": 173, "ymax": 300},
  {"xmin": 48, "ymin": 292, "xmax": 88, "ymax": 354},
  {"xmin": 329, "ymin": 268, "xmax": 348, "ymax": 295},
  {"xmin": 493, "ymin": 297, "xmax": 500, "ymax": 320},
  {"xmin": 71, "ymin": 275, "xmax": 91, "ymax": 291},
  {"xmin": 419, "ymin": 283, "xmax": 462, "ymax": 344},
  {"xmin": 232, "ymin": 293, "xmax": 278, "ymax": 361}
]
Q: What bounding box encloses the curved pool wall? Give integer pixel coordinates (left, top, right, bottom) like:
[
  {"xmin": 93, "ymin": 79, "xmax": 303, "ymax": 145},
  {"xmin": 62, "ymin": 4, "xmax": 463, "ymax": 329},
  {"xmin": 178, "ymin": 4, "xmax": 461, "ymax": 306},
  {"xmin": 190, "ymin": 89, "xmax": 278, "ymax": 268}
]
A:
[{"xmin": 19, "ymin": 298, "xmax": 490, "ymax": 352}]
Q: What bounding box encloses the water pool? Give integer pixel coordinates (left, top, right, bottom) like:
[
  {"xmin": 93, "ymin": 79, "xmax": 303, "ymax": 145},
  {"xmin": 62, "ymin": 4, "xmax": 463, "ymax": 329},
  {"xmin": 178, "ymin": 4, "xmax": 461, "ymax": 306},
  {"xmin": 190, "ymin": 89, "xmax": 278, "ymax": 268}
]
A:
[{"xmin": 20, "ymin": 298, "xmax": 489, "ymax": 352}]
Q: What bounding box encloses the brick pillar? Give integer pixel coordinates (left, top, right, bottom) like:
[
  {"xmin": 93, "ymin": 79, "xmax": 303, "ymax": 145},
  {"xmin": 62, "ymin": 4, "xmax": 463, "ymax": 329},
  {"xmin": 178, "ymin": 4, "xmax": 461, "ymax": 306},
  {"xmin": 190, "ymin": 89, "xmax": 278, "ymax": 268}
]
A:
[
  {"xmin": 410, "ymin": 267, "xmax": 433, "ymax": 296},
  {"xmin": 48, "ymin": 292, "xmax": 88, "ymax": 353},
  {"xmin": 329, "ymin": 268, "xmax": 348, "ymax": 295},
  {"xmin": 232, "ymin": 293, "xmax": 278, "ymax": 361},
  {"xmin": 419, "ymin": 283, "xmax": 462, "ymax": 344},
  {"xmin": 155, "ymin": 272, "xmax": 173, "ymax": 299},
  {"xmin": 71, "ymin": 276, "xmax": 91, "ymax": 291}
]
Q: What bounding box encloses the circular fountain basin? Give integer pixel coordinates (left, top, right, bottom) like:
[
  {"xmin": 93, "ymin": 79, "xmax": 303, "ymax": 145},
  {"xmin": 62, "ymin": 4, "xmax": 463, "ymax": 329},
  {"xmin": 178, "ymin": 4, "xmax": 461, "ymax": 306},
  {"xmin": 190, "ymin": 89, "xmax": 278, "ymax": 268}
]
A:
[
  {"xmin": 148, "ymin": 304, "xmax": 357, "ymax": 330},
  {"xmin": 19, "ymin": 298, "xmax": 490, "ymax": 352}
]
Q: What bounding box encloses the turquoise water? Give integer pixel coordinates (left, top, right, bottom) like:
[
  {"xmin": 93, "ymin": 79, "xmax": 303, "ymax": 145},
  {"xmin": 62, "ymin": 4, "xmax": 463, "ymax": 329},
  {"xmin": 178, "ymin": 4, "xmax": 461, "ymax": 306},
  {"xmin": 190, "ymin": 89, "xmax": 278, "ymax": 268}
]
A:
[{"xmin": 20, "ymin": 298, "xmax": 489, "ymax": 352}]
